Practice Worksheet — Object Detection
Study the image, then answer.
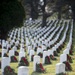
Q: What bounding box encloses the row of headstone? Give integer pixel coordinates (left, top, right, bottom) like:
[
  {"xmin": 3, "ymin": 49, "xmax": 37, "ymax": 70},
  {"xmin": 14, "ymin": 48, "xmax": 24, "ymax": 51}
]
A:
[
  {"xmin": 26, "ymin": 20, "xmax": 63, "ymax": 53},
  {"xmin": 1, "ymin": 57, "xmax": 29, "ymax": 75},
  {"xmin": 36, "ymin": 21, "xmax": 68, "ymax": 64},
  {"xmin": 60, "ymin": 21, "xmax": 73, "ymax": 63},
  {"xmin": 55, "ymin": 20, "xmax": 73, "ymax": 75}
]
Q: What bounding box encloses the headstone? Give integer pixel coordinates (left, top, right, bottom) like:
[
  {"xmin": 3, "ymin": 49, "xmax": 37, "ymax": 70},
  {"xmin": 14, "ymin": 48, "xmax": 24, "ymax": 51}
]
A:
[
  {"xmin": 13, "ymin": 46, "xmax": 17, "ymax": 51},
  {"xmin": 18, "ymin": 66, "xmax": 29, "ymax": 75},
  {"xmin": 29, "ymin": 50, "xmax": 34, "ymax": 61},
  {"xmin": 2, "ymin": 57, "xmax": 10, "ymax": 73},
  {"xmin": 2, "ymin": 42, "xmax": 6, "ymax": 49},
  {"xmin": 33, "ymin": 55, "xmax": 40, "ymax": 71},
  {"xmin": 20, "ymin": 43, "xmax": 25, "ymax": 48},
  {"xmin": 37, "ymin": 46, "xmax": 42, "ymax": 54},
  {"xmin": 7, "ymin": 44, "xmax": 11, "ymax": 51},
  {"xmin": 56, "ymin": 63, "xmax": 65, "ymax": 74},
  {"xmin": 15, "ymin": 41, "xmax": 19, "ymax": 47},
  {"xmin": 42, "ymin": 44, "xmax": 46, "ymax": 51},
  {"xmin": 20, "ymin": 47, "xmax": 24, "ymax": 52},
  {"xmin": 48, "ymin": 50, "xmax": 53, "ymax": 56},
  {"xmin": 9, "ymin": 50, "xmax": 14, "ymax": 62},
  {"xmin": 2, "ymin": 49, "xmax": 7, "ymax": 57},
  {"xmin": 60, "ymin": 54, "xmax": 67, "ymax": 63},
  {"xmin": 27, "ymin": 45, "xmax": 32, "ymax": 54},
  {"xmin": 63, "ymin": 49, "xmax": 69, "ymax": 54},
  {"xmin": 19, "ymin": 52, "xmax": 25, "ymax": 61},
  {"xmin": 43, "ymin": 51, "xmax": 48, "ymax": 64},
  {"xmin": 2, "ymin": 40, "xmax": 6, "ymax": 48}
]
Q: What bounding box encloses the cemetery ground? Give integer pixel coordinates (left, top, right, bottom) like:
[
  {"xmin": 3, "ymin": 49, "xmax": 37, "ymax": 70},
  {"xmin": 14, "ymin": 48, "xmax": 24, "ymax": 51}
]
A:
[{"xmin": 0, "ymin": 20, "xmax": 75, "ymax": 75}]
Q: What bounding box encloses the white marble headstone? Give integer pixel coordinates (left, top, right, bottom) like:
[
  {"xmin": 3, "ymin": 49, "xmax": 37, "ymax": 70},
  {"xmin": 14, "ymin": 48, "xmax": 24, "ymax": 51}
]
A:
[
  {"xmin": 37, "ymin": 47, "xmax": 42, "ymax": 54},
  {"xmin": 60, "ymin": 54, "xmax": 67, "ymax": 63},
  {"xmin": 63, "ymin": 49, "xmax": 69, "ymax": 54},
  {"xmin": 43, "ymin": 51, "xmax": 48, "ymax": 64},
  {"xmin": 20, "ymin": 47, "xmax": 24, "ymax": 52},
  {"xmin": 48, "ymin": 50, "xmax": 53, "ymax": 56},
  {"xmin": 18, "ymin": 66, "xmax": 29, "ymax": 75},
  {"xmin": 56, "ymin": 63, "xmax": 65, "ymax": 74},
  {"xmin": 9, "ymin": 50, "xmax": 14, "ymax": 62},
  {"xmin": 33, "ymin": 55, "xmax": 40, "ymax": 71},
  {"xmin": 2, "ymin": 49, "xmax": 7, "ymax": 57},
  {"xmin": 13, "ymin": 46, "xmax": 17, "ymax": 51},
  {"xmin": 42, "ymin": 44, "xmax": 46, "ymax": 51},
  {"xmin": 7, "ymin": 44, "xmax": 11, "ymax": 51},
  {"xmin": 19, "ymin": 52, "xmax": 25, "ymax": 61},
  {"xmin": 2, "ymin": 57, "xmax": 10, "ymax": 72},
  {"xmin": 29, "ymin": 50, "xmax": 34, "ymax": 61},
  {"xmin": 27, "ymin": 45, "xmax": 32, "ymax": 54}
]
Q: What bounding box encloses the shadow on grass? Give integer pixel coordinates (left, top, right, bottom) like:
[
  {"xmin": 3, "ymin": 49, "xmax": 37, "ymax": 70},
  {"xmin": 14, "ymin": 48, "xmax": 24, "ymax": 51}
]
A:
[{"xmin": 31, "ymin": 71, "xmax": 46, "ymax": 75}]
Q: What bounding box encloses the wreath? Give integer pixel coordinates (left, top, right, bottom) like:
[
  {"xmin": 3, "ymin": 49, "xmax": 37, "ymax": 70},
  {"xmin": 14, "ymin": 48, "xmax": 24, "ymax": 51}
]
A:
[
  {"xmin": 7, "ymin": 47, "xmax": 11, "ymax": 52},
  {"xmin": 31, "ymin": 55, "xmax": 34, "ymax": 61},
  {"xmin": 50, "ymin": 55, "xmax": 57, "ymax": 60},
  {"xmin": 34, "ymin": 47, "xmax": 37, "ymax": 52},
  {"xmin": 45, "ymin": 56, "xmax": 51, "ymax": 64},
  {"xmin": 11, "ymin": 56, "xmax": 18, "ymax": 62},
  {"xmin": 57, "ymin": 48, "xmax": 60, "ymax": 53},
  {"xmin": 59, "ymin": 45, "xmax": 62, "ymax": 50},
  {"xmin": 38, "ymin": 52, "xmax": 43, "ymax": 58},
  {"xmin": 36, "ymin": 63, "xmax": 45, "ymax": 73},
  {"xmin": 70, "ymin": 50, "xmax": 73, "ymax": 55},
  {"xmin": 15, "ymin": 51, "xmax": 19, "ymax": 56},
  {"xmin": 0, "ymin": 61, "xmax": 1, "ymax": 69},
  {"xmin": 16, "ymin": 44, "xmax": 20, "ymax": 49},
  {"xmin": 63, "ymin": 61, "xmax": 72, "ymax": 71},
  {"xmin": 0, "ymin": 44, "xmax": 2, "ymax": 48},
  {"xmin": 18, "ymin": 57, "xmax": 29, "ymax": 66},
  {"xmin": 67, "ymin": 54, "xmax": 73, "ymax": 63},
  {"xmin": 0, "ymin": 52, "xmax": 1, "ymax": 57},
  {"xmin": 4, "ymin": 66, "xmax": 17, "ymax": 75},
  {"xmin": 53, "ymin": 51, "xmax": 58, "ymax": 56},
  {"xmin": 3, "ymin": 53, "xmax": 8, "ymax": 57}
]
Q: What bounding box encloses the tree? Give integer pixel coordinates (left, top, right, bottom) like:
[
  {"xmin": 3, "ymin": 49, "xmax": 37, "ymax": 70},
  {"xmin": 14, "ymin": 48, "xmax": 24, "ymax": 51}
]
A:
[
  {"xmin": 22, "ymin": 0, "xmax": 39, "ymax": 19},
  {"xmin": 23, "ymin": 0, "xmax": 75, "ymax": 27},
  {"xmin": 0, "ymin": 0, "xmax": 25, "ymax": 40}
]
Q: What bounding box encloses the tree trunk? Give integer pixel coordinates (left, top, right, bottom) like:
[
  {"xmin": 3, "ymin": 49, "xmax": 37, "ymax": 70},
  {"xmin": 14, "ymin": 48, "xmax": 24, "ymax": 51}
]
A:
[
  {"xmin": 58, "ymin": 8, "xmax": 61, "ymax": 19},
  {"xmin": 42, "ymin": 12, "xmax": 47, "ymax": 27}
]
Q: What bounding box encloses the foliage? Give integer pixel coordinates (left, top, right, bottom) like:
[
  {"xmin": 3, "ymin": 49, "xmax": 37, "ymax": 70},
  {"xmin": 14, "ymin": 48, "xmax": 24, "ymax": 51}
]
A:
[
  {"xmin": 0, "ymin": 44, "xmax": 2, "ymax": 48},
  {"xmin": 18, "ymin": 57, "xmax": 29, "ymax": 66},
  {"xmin": 0, "ymin": 52, "xmax": 1, "ymax": 57},
  {"xmin": 63, "ymin": 61, "xmax": 72, "ymax": 71},
  {"xmin": 34, "ymin": 47, "xmax": 37, "ymax": 52},
  {"xmin": 53, "ymin": 51, "xmax": 58, "ymax": 56},
  {"xmin": 4, "ymin": 66, "xmax": 17, "ymax": 75},
  {"xmin": 67, "ymin": 54, "xmax": 73, "ymax": 63},
  {"xmin": 56, "ymin": 48, "xmax": 60, "ymax": 53},
  {"xmin": 50, "ymin": 55, "xmax": 57, "ymax": 60},
  {"xmin": 36, "ymin": 63, "xmax": 45, "ymax": 73},
  {"xmin": 0, "ymin": 0, "xmax": 25, "ymax": 39},
  {"xmin": 45, "ymin": 56, "xmax": 51, "ymax": 64},
  {"xmin": 0, "ymin": 61, "xmax": 1, "ymax": 69},
  {"xmin": 11, "ymin": 56, "xmax": 18, "ymax": 62},
  {"xmin": 31, "ymin": 55, "xmax": 34, "ymax": 61},
  {"xmin": 3, "ymin": 53, "xmax": 8, "ymax": 57},
  {"xmin": 15, "ymin": 51, "xmax": 19, "ymax": 56},
  {"xmin": 70, "ymin": 50, "xmax": 73, "ymax": 55},
  {"xmin": 38, "ymin": 52, "xmax": 43, "ymax": 58}
]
